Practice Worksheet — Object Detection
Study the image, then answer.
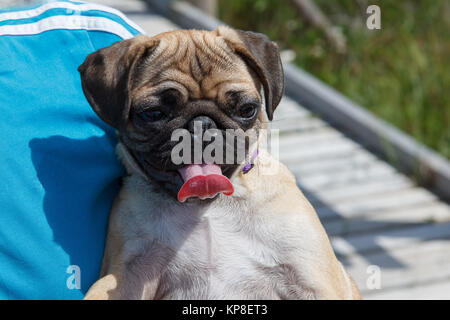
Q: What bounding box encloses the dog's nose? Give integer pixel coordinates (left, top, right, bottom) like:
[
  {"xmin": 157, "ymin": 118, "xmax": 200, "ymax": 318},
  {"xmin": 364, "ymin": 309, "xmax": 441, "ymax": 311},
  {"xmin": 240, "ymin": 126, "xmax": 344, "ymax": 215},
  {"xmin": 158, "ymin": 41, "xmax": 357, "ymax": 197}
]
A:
[{"xmin": 187, "ymin": 116, "xmax": 217, "ymax": 134}]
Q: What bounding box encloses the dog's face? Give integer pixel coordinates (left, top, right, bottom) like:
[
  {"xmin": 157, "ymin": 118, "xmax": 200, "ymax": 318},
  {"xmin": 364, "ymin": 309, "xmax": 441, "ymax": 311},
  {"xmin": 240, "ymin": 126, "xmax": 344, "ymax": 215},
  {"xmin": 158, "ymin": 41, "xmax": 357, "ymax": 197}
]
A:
[{"xmin": 79, "ymin": 27, "xmax": 284, "ymax": 201}]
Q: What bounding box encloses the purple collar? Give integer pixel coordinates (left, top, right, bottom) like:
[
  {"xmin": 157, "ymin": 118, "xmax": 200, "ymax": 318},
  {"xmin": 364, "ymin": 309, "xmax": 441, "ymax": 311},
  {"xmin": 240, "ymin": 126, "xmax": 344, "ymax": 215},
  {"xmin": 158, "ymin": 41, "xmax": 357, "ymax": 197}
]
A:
[{"xmin": 242, "ymin": 149, "xmax": 258, "ymax": 174}]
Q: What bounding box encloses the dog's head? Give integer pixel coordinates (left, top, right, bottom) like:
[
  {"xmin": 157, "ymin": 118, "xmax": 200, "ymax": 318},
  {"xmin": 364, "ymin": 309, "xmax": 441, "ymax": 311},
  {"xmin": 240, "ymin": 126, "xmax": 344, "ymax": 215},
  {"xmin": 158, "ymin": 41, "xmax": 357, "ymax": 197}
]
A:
[{"xmin": 78, "ymin": 27, "xmax": 284, "ymax": 202}]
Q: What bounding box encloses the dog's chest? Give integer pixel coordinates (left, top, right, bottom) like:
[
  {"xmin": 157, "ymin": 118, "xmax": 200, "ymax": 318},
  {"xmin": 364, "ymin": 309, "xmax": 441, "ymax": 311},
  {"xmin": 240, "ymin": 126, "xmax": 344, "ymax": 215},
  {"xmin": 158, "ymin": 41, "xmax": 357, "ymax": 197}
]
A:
[{"xmin": 128, "ymin": 196, "xmax": 296, "ymax": 299}]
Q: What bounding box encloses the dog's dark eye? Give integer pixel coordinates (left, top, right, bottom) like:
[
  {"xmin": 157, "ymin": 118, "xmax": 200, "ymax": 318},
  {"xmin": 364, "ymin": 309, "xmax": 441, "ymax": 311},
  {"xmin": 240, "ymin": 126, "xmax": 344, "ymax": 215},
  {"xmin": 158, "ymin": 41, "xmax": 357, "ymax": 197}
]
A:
[
  {"xmin": 138, "ymin": 109, "xmax": 165, "ymax": 122},
  {"xmin": 237, "ymin": 103, "xmax": 258, "ymax": 119}
]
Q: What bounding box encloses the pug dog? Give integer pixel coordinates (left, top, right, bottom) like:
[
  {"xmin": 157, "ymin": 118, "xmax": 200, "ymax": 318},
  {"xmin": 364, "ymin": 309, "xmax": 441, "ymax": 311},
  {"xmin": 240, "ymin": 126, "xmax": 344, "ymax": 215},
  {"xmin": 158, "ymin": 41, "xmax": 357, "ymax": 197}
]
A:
[{"xmin": 78, "ymin": 26, "xmax": 360, "ymax": 300}]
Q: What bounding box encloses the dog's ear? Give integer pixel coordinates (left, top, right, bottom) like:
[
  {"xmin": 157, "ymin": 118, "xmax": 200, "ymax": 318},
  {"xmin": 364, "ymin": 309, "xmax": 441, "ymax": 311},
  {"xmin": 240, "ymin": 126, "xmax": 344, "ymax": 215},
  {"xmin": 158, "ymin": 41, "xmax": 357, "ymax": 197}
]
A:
[
  {"xmin": 78, "ymin": 35, "xmax": 159, "ymax": 129},
  {"xmin": 218, "ymin": 27, "xmax": 284, "ymax": 121}
]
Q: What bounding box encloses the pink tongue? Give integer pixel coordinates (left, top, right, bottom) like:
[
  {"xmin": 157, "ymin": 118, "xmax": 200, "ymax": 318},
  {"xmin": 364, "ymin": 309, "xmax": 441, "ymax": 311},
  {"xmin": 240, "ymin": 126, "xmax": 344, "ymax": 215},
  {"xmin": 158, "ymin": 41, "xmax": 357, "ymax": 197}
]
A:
[{"xmin": 177, "ymin": 164, "xmax": 234, "ymax": 202}]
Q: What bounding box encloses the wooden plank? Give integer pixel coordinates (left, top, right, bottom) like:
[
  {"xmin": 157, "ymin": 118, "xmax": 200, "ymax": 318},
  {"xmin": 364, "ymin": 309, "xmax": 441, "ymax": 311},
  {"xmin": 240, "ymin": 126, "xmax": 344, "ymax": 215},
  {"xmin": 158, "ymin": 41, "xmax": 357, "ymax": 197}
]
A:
[
  {"xmin": 292, "ymin": 162, "xmax": 396, "ymax": 192},
  {"xmin": 340, "ymin": 239, "xmax": 450, "ymax": 297},
  {"xmin": 94, "ymin": 0, "xmax": 179, "ymax": 37},
  {"xmin": 324, "ymin": 201, "xmax": 450, "ymax": 237},
  {"xmin": 317, "ymin": 187, "xmax": 437, "ymax": 220},
  {"xmin": 272, "ymin": 116, "xmax": 329, "ymax": 134},
  {"xmin": 279, "ymin": 129, "xmax": 351, "ymax": 148},
  {"xmin": 284, "ymin": 151, "xmax": 395, "ymax": 185},
  {"xmin": 274, "ymin": 96, "xmax": 312, "ymax": 118},
  {"xmin": 285, "ymin": 151, "xmax": 390, "ymax": 178},
  {"xmin": 277, "ymin": 126, "xmax": 343, "ymax": 145},
  {"xmin": 364, "ymin": 279, "xmax": 450, "ymax": 300},
  {"xmin": 280, "ymin": 138, "xmax": 363, "ymax": 164},
  {"xmin": 315, "ymin": 185, "xmax": 436, "ymax": 210},
  {"xmin": 303, "ymin": 174, "xmax": 412, "ymax": 204},
  {"xmin": 331, "ymin": 221, "xmax": 450, "ymax": 256},
  {"xmin": 126, "ymin": 13, "xmax": 178, "ymax": 36},
  {"xmin": 270, "ymin": 116, "xmax": 328, "ymax": 136},
  {"xmin": 284, "ymin": 146, "xmax": 373, "ymax": 164}
]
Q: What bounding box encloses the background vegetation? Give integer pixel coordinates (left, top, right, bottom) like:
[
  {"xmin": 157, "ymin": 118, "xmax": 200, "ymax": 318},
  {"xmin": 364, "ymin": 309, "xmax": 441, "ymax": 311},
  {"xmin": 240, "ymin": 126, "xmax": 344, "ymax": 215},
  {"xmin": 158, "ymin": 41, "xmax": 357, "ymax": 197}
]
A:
[{"xmin": 217, "ymin": 0, "xmax": 449, "ymax": 158}]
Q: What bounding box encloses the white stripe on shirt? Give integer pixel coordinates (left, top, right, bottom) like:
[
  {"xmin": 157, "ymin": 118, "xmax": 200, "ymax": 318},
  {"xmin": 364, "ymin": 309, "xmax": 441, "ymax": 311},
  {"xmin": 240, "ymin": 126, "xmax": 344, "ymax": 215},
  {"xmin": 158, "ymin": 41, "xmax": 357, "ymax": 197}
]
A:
[
  {"xmin": 0, "ymin": 1, "xmax": 145, "ymax": 34},
  {"xmin": 0, "ymin": 14, "xmax": 134, "ymax": 38}
]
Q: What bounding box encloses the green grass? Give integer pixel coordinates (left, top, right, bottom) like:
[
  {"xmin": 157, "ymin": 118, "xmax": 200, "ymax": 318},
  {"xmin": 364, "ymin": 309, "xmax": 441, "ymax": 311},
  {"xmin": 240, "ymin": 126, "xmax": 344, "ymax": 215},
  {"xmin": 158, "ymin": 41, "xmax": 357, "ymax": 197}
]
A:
[{"xmin": 218, "ymin": 0, "xmax": 450, "ymax": 158}]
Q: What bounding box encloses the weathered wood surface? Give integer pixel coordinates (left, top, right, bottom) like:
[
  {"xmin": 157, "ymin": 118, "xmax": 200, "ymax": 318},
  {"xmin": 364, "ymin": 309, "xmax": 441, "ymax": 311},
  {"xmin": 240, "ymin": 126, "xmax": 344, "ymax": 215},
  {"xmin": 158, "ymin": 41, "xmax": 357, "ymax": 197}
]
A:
[{"xmin": 94, "ymin": 0, "xmax": 450, "ymax": 299}]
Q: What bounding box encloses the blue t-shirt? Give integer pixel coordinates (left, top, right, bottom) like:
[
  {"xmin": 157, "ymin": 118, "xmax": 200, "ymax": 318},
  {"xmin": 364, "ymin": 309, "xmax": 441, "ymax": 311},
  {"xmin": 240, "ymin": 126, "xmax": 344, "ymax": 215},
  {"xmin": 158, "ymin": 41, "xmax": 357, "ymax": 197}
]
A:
[{"xmin": 0, "ymin": 0, "xmax": 142, "ymax": 299}]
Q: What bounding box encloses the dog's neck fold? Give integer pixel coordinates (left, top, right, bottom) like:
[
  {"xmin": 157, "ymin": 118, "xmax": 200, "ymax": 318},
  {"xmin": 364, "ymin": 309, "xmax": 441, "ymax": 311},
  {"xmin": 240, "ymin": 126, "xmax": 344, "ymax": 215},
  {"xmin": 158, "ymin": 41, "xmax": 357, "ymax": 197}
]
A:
[{"xmin": 116, "ymin": 142, "xmax": 183, "ymax": 194}]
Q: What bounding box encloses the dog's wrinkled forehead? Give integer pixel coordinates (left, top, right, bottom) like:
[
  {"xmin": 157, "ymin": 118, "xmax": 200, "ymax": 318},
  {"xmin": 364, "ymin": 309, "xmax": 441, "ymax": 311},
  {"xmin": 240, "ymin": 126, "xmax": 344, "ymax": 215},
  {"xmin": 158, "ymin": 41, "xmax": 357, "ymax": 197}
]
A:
[
  {"xmin": 131, "ymin": 29, "xmax": 257, "ymax": 101},
  {"xmin": 78, "ymin": 26, "xmax": 284, "ymax": 129}
]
